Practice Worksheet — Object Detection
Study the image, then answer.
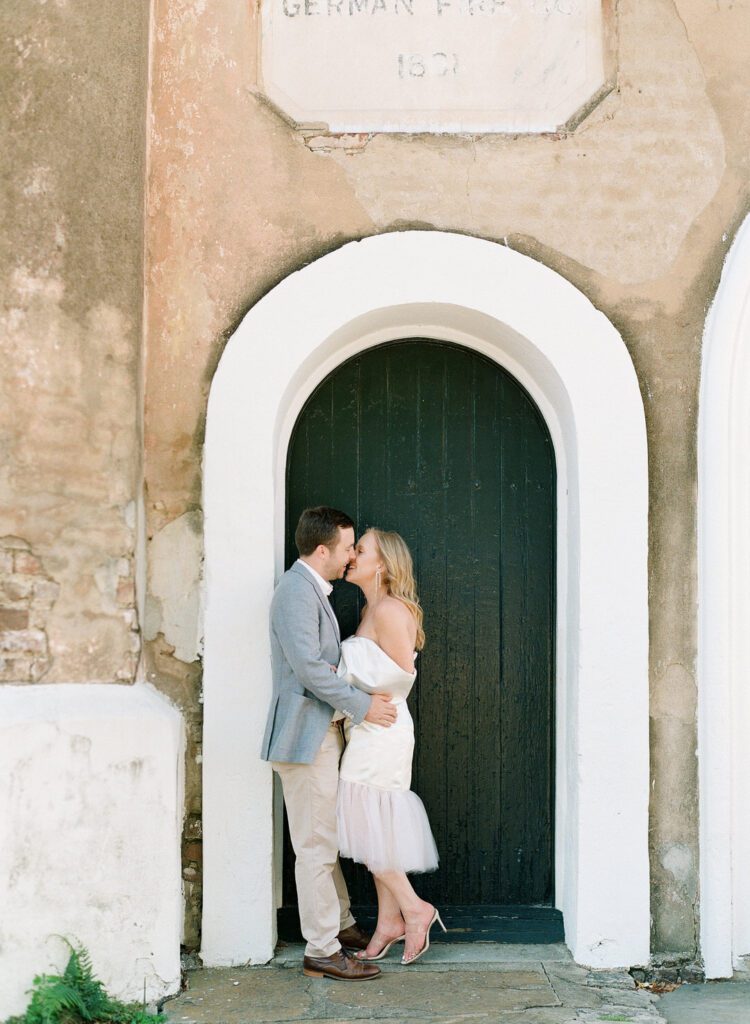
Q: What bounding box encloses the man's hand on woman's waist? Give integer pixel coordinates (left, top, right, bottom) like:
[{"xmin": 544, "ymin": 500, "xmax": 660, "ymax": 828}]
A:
[{"xmin": 364, "ymin": 693, "xmax": 397, "ymax": 727}]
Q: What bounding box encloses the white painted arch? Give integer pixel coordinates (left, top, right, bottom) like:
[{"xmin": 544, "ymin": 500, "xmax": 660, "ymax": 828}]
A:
[
  {"xmin": 201, "ymin": 231, "xmax": 650, "ymax": 969},
  {"xmin": 698, "ymin": 214, "xmax": 750, "ymax": 978}
]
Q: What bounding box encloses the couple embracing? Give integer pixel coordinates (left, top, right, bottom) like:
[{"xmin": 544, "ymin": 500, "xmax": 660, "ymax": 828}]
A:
[{"xmin": 261, "ymin": 506, "xmax": 445, "ymax": 981}]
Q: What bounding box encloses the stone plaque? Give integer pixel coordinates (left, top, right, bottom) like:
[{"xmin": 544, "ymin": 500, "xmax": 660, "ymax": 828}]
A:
[{"xmin": 260, "ymin": 0, "xmax": 606, "ymax": 134}]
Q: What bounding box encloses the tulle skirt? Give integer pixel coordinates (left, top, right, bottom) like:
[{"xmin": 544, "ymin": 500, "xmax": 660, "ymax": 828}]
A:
[{"xmin": 337, "ymin": 778, "xmax": 439, "ymax": 875}]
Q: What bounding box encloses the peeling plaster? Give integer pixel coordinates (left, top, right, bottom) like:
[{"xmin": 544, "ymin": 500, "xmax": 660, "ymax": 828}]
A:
[
  {"xmin": 145, "ymin": 511, "xmax": 203, "ymax": 663},
  {"xmin": 0, "ymin": 536, "xmax": 60, "ymax": 683}
]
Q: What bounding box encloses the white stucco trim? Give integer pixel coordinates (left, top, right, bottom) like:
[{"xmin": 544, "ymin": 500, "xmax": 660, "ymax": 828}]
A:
[
  {"xmin": 698, "ymin": 215, "xmax": 750, "ymax": 978},
  {"xmin": 0, "ymin": 683, "xmax": 184, "ymax": 1019},
  {"xmin": 201, "ymin": 231, "xmax": 649, "ymax": 969}
]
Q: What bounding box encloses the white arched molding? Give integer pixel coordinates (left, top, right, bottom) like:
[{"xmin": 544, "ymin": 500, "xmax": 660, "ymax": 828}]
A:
[
  {"xmin": 698, "ymin": 215, "xmax": 750, "ymax": 978},
  {"xmin": 201, "ymin": 232, "xmax": 649, "ymax": 969}
]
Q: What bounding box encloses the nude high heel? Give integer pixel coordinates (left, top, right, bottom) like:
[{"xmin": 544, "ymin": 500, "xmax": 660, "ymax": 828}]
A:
[
  {"xmin": 401, "ymin": 908, "xmax": 447, "ymax": 965},
  {"xmin": 354, "ymin": 932, "xmax": 406, "ymax": 961}
]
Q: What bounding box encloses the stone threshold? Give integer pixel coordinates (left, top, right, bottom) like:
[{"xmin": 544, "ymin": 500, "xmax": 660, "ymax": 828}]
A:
[{"xmin": 272, "ymin": 941, "xmax": 576, "ymax": 970}]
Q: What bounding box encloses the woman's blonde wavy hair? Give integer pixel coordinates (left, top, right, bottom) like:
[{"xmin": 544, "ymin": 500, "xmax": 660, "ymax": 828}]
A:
[{"xmin": 367, "ymin": 528, "xmax": 425, "ymax": 651}]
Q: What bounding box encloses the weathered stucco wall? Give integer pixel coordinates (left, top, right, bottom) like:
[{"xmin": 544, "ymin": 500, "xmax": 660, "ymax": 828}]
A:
[
  {"xmin": 2, "ymin": 0, "xmax": 748, "ymax": 974},
  {"xmin": 0, "ymin": 684, "xmax": 184, "ymax": 1017},
  {"xmin": 0, "ymin": 6, "xmax": 189, "ymax": 1002},
  {"xmin": 145, "ymin": 0, "xmax": 750, "ymax": 959},
  {"xmin": 0, "ymin": 1, "xmax": 149, "ymax": 685}
]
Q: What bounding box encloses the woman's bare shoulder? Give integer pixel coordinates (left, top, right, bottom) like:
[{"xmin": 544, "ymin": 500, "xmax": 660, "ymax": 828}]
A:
[
  {"xmin": 374, "ymin": 596, "xmax": 416, "ymax": 635},
  {"xmin": 374, "ymin": 595, "xmax": 411, "ymax": 619}
]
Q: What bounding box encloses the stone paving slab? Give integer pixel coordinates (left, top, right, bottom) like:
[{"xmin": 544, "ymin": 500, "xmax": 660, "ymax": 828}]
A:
[
  {"xmin": 164, "ymin": 944, "xmax": 667, "ymax": 1024},
  {"xmin": 168, "ymin": 969, "xmax": 314, "ymax": 1023},
  {"xmin": 543, "ymin": 963, "xmax": 660, "ymax": 1012},
  {"xmin": 323, "ymin": 969, "xmax": 560, "ymax": 1015},
  {"xmin": 658, "ymin": 980, "xmax": 750, "ymax": 1023}
]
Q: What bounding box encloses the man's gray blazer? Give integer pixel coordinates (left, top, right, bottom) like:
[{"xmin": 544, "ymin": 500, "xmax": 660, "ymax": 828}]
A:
[{"xmin": 260, "ymin": 563, "xmax": 372, "ymax": 764}]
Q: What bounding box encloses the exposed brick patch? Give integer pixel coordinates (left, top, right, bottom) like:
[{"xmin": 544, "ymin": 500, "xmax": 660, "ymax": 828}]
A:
[
  {"xmin": 183, "ymin": 841, "xmax": 202, "ymax": 864},
  {"xmin": 14, "ymin": 552, "xmax": 43, "ymax": 575},
  {"xmin": 182, "ymin": 814, "xmax": 204, "ymax": 947},
  {"xmin": 0, "ymin": 536, "xmax": 60, "ymax": 683},
  {"xmin": 0, "ymin": 608, "xmax": 29, "ymax": 630},
  {"xmin": 146, "ymin": 636, "xmax": 204, "ymax": 951},
  {"xmin": 117, "ymin": 577, "xmax": 136, "ymax": 606}
]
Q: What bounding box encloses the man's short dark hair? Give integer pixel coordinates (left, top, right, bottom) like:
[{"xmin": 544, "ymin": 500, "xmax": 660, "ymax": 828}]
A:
[{"xmin": 294, "ymin": 506, "xmax": 355, "ymax": 557}]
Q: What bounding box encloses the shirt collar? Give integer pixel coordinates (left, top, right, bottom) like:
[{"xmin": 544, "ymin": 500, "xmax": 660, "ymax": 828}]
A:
[{"xmin": 296, "ymin": 558, "xmax": 333, "ymax": 596}]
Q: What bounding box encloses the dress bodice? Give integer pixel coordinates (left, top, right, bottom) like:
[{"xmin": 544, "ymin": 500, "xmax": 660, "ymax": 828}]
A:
[
  {"xmin": 336, "ymin": 635, "xmax": 416, "ymax": 702},
  {"xmin": 336, "ymin": 637, "xmax": 438, "ymax": 872}
]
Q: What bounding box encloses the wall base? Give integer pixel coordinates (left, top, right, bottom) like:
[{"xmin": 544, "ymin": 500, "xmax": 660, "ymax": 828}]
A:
[{"xmin": 0, "ymin": 683, "xmax": 184, "ymax": 1019}]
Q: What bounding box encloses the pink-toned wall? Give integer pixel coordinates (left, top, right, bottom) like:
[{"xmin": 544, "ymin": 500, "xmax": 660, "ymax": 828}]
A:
[
  {"xmin": 144, "ymin": 0, "xmax": 749, "ymax": 956},
  {"xmin": 1, "ymin": 1, "xmax": 148, "ymax": 686},
  {"xmin": 3, "ymin": 0, "xmax": 749, "ymax": 964}
]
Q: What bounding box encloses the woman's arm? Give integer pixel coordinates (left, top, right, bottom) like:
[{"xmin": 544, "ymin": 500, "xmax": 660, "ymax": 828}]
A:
[{"xmin": 372, "ymin": 598, "xmax": 417, "ymax": 673}]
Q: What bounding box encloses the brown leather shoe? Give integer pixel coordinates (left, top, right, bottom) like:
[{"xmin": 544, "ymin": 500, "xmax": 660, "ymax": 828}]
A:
[
  {"xmin": 303, "ymin": 949, "xmax": 380, "ymax": 981},
  {"xmin": 337, "ymin": 923, "xmax": 372, "ymax": 951}
]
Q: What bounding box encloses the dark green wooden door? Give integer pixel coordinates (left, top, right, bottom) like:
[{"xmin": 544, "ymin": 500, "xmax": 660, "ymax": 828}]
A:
[{"xmin": 281, "ymin": 339, "xmax": 557, "ymax": 936}]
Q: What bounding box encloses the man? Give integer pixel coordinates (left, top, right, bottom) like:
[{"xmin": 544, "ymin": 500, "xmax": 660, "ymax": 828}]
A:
[{"xmin": 261, "ymin": 506, "xmax": 398, "ymax": 981}]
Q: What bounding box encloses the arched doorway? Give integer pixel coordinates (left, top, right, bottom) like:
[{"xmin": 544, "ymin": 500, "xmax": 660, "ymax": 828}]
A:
[
  {"xmin": 201, "ymin": 231, "xmax": 649, "ymax": 969},
  {"xmin": 280, "ymin": 339, "xmax": 558, "ymax": 939}
]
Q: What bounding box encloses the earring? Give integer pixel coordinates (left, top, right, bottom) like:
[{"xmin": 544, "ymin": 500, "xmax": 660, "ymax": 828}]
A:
[{"xmin": 376, "ymin": 568, "xmax": 382, "ymax": 592}]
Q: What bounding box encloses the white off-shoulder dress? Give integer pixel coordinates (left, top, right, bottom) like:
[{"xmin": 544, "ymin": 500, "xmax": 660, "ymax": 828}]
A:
[{"xmin": 335, "ymin": 635, "xmax": 439, "ymax": 874}]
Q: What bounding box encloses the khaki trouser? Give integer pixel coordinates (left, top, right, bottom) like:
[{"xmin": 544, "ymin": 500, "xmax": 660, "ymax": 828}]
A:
[{"xmin": 272, "ymin": 721, "xmax": 355, "ymax": 957}]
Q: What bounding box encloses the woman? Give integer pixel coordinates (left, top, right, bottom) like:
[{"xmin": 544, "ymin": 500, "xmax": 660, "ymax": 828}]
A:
[{"xmin": 336, "ymin": 528, "xmax": 446, "ymax": 964}]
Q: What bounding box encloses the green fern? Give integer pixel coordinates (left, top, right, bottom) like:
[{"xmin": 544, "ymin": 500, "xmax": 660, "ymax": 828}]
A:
[{"xmin": 5, "ymin": 941, "xmax": 166, "ymax": 1024}]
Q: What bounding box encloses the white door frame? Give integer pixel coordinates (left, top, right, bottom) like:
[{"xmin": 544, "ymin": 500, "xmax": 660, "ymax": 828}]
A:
[
  {"xmin": 200, "ymin": 232, "xmax": 650, "ymax": 969},
  {"xmin": 698, "ymin": 214, "xmax": 750, "ymax": 978}
]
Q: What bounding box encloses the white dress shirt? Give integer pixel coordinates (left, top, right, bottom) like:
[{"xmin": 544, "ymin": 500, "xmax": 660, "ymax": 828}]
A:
[
  {"xmin": 296, "ymin": 559, "xmax": 344, "ymax": 721},
  {"xmin": 296, "ymin": 558, "xmax": 333, "ymax": 597}
]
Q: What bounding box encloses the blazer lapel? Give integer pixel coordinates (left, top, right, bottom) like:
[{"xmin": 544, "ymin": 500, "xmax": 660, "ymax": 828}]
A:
[{"xmin": 290, "ymin": 563, "xmax": 340, "ymax": 643}]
